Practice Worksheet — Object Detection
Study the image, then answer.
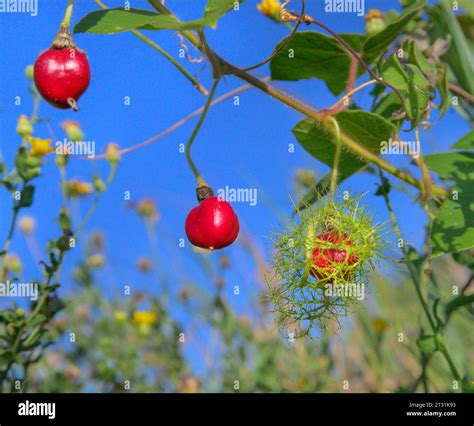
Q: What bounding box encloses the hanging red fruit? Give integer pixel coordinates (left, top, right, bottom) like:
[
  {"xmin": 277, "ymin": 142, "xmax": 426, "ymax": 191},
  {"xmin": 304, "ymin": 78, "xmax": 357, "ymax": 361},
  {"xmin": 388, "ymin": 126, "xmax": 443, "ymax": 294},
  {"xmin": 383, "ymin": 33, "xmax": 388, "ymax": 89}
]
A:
[
  {"xmin": 311, "ymin": 231, "xmax": 357, "ymax": 282},
  {"xmin": 185, "ymin": 192, "xmax": 239, "ymax": 251},
  {"xmin": 34, "ymin": 24, "xmax": 90, "ymax": 111}
]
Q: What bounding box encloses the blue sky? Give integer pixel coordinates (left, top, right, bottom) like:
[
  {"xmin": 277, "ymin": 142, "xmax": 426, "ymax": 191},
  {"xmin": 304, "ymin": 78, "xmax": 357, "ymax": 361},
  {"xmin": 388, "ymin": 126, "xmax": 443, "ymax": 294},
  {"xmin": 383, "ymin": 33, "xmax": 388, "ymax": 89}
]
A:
[{"xmin": 0, "ymin": 0, "xmax": 471, "ymax": 375}]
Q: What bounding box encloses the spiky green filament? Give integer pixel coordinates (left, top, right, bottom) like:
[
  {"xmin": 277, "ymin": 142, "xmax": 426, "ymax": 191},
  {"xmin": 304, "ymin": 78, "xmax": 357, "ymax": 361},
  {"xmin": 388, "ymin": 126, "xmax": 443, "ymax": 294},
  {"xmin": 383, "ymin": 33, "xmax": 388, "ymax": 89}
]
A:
[{"xmin": 267, "ymin": 192, "xmax": 391, "ymax": 338}]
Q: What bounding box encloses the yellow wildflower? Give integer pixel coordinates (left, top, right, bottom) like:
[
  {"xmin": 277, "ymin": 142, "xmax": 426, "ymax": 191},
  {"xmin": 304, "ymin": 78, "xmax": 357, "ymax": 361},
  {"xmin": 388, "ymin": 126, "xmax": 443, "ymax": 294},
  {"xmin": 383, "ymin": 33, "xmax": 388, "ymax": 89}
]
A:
[
  {"xmin": 257, "ymin": 0, "xmax": 281, "ymax": 20},
  {"xmin": 67, "ymin": 179, "xmax": 93, "ymax": 197},
  {"xmin": 114, "ymin": 311, "xmax": 127, "ymax": 321},
  {"xmin": 372, "ymin": 317, "xmax": 389, "ymax": 333},
  {"xmin": 28, "ymin": 136, "xmax": 54, "ymax": 157},
  {"xmin": 132, "ymin": 311, "xmax": 157, "ymax": 326}
]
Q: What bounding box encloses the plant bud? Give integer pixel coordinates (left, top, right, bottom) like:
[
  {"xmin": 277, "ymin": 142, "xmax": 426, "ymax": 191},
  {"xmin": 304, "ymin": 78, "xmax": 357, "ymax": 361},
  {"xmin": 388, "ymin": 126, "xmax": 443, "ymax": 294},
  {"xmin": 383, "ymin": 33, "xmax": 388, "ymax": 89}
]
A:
[
  {"xmin": 365, "ymin": 9, "xmax": 385, "ymax": 35},
  {"xmin": 16, "ymin": 115, "xmax": 33, "ymax": 137}
]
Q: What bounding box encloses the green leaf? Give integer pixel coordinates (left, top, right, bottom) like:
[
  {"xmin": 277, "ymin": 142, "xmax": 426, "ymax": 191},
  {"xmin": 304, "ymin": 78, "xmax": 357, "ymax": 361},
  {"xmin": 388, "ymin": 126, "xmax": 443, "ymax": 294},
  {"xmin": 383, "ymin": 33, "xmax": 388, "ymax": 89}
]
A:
[
  {"xmin": 372, "ymin": 92, "xmax": 403, "ymax": 124},
  {"xmin": 422, "ymin": 152, "xmax": 474, "ymax": 257},
  {"xmin": 424, "ymin": 152, "xmax": 474, "ymax": 181},
  {"xmin": 405, "ymin": 40, "xmax": 436, "ymax": 77},
  {"xmin": 15, "ymin": 147, "xmax": 40, "ymax": 182},
  {"xmin": 0, "ymin": 350, "xmax": 15, "ymax": 363},
  {"xmin": 19, "ymin": 184, "xmax": 35, "ymax": 208},
  {"xmin": 381, "ymin": 55, "xmax": 431, "ymax": 129},
  {"xmin": 292, "ymin": 110, "xmax": 395, "ymax": 179},
  {"xmin": 435, "ymin": 64, "xmax": 450, "ymax": 120},
  {"xmin": 270, "ymin": 32, "xmax": 366, "ymax": 96},
  {"xmin": 26, "ymin": 314, "xmax": 47, "ymax": 328},
  {"xmin": 445, "ymin": 294, "xmax": 474, "ymax": 316},
  {"xmin": 431, "ymin": 184, "xmax": 474, "ymax": 256},
  {"xmin": 74, "ymin": 8, "xmax": 178, "ymax": 34},
  {"xmin": 416, "ymin": 335, "xmax": 438, "ymax": 354},
  {"xmin": 451, "ymin": 130, "xmax": 474, "ymax": 149},
  {"xmin": 429, "ymin": 2, "xmax": 474, "ymax": 96},
  {"xmin": 404, "ymin": 40, "xmax": 450, "ymax": 120},
  {"xmin": 362, "ymin": 1, "xmax": 425, "ymax": 64},
  {"xmin": 202, "ymin": 0, "xmax": 241, "ymax": 28},
  {"xmin": 74, "ymin": 2, "xmax": 239, "ymax": 34},
  {"xmin": 58, "ymin": 209, "xmax": 72, "ymax": 232}
]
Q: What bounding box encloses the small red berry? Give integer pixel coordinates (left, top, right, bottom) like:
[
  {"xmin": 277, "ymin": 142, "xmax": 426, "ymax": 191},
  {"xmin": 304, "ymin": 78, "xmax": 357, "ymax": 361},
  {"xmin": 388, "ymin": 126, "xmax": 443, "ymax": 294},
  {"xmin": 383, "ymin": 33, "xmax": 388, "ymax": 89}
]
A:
[
  {"xmin": 34, "ymin": 47, "xmax": 90, "ymax": 110},
  {"xmin": 185, "ymin": 197, "xmax": 239, "ymax": 250},
  {"xmin": 311, "ymin": 231, "xmax": 357, "ymax": 282}
]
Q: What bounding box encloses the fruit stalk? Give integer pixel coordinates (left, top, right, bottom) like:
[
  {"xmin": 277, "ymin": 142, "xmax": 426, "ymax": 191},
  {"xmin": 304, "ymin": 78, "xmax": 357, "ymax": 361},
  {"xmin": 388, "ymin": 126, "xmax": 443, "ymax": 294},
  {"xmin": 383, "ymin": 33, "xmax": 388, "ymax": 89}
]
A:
[
  {"xmin": 62, "ymin": 0, "xmax": 74, "ymax": 27},
  {"xmin": 185, "ymin": 77, "xmax": 221, "ymax": 184},
  {"xmin": 327, "ymin": 116, "xmax": 341, "ymax": 201}
]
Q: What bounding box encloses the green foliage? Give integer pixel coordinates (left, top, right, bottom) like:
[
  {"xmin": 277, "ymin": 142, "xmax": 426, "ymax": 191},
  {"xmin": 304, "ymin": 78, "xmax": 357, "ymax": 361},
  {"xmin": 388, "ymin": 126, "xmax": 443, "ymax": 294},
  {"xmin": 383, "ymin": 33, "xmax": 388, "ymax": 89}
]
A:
[
  {"xmin": 18, "ymin": 185, "xmax": 35, "ymax": 208},
  {"xmin": 270, "ymin": 32, "xmax": 366, "ymax": 96},
  {"xmin": 293, "ymin": 110, "xmax": 394, "ymax": 179},
  {"xmin": 417, "ymin": 335, "xmax": 438, "ymax": 354},
  {"xmin": 425, "ymin": 153, "xmax": 474, "ymax": 256},
  {"xmin": 15, "ymin": 147, "xmax": 41, "ymax": 182},
  {"xmin": 362, "ymin": 1, "xmax": 425, "ymax": 64},
  {"xmin": 451, "ymin": 130, "xmax": 474, "ymax": 150},
  {"xmin": 445, "ymin": 294, "xmax": 474, "ymax": 316},
  {"xmin": 2, "ymin": 0, "xmax": 473, "ymax": 395},
  {"xmin": 381, "ymin": 55, "xmax": 431, "ymax": 129},
  {"xmin": 74, "ymin": 0, "xmax": 240, "ymax": 34}
]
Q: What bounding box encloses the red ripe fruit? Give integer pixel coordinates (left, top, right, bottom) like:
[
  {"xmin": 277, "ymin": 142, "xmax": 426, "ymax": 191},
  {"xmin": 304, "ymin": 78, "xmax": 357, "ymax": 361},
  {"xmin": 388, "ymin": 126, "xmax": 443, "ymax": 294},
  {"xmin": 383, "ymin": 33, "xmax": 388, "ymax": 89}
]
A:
[
  {"xmin": 185, "ymin": 197, "xmax": 239, "ymax": 250},
  {"xmin": 34, "ymin": 48, "xmax": 90, "ymax": 110},
  {"xmin": 311, "ymin": 231, "xmax": 357, "ymax": 282}
]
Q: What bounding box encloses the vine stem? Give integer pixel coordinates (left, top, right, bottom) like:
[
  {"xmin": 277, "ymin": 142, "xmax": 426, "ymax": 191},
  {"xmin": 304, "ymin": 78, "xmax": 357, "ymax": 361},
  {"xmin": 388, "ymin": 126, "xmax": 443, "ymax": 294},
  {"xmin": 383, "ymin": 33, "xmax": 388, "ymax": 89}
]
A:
[
  {"xmin": 185, "ymin": 77, "xmax": 221, "ymax": 183},
  {"xmin": 415, "ymin": 127, "xmax": 433, "ymax": 204},
  {"xmin": 0, "ymin": 204, "xmax": 20, "ymax": 281},
  {"xmin": 327, "ymin": 116, "xmax": 341, "ymax": 200},
  {"xmin": 62, "ymin": 0, "xmax": 74, "ymax": 27},
  {"xmin": 94, "ymin": 0, "xmax": 207, "ymax": 95},
  {"xmin": 325, "ymin": 79, "xmax": 378, "ymax": 113},
  {"xmin": 148, "ymin": 0, "xmax": 447, "ymax": 200},
  {"xmin": 448, "ymin": 82, "xmax": 474, "ymax": 104},
  {"xmin": 76, "ymin": 164, "xmax": 117, "ymax": 237},
  {"xmin": 379, "ymin": 169, "xmax": 436, "ymax": 332},
  {"xmin": 378, "ymin": 169, "xmax": 462, "ymax": 385}
]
